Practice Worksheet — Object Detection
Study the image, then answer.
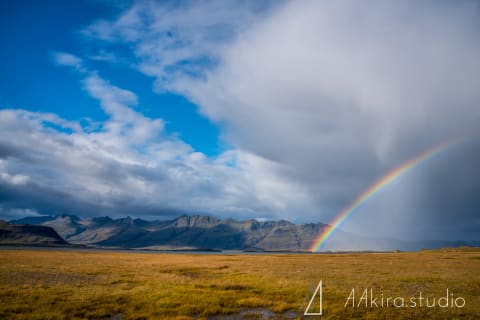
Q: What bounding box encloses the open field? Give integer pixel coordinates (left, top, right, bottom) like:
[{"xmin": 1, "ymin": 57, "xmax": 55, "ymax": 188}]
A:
[{"xmin": 0, "ymin": 248, "xmax": 479, "ymax": 319}]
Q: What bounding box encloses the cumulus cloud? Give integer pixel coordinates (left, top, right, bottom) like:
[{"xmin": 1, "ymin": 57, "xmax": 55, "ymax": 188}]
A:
[
  {"xmin": 74, "ymin": 0, "xmax": 480, "ymax": 240},
  {"xmin": 53, "ymin": 52, "xmax": 87, "ymax": 72},
  {"xmin": 0, "ymin": 68, "xmax": 310, "ymax": 220}
]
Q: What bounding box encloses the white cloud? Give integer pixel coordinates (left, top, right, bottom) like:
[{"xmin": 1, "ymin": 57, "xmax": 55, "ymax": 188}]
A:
[
  {"xmin": 76, "ymin": 0, "xmax": 480, "ymax": 239},
  {"xmin": 53, "ymin": 52, "xmax": 86, "ymax": 72},
  {"xmin": 82, "ymin": 0, "xmax": 274, "ymax": 91},
  {"xmin": 88, "ymin": 50, "xmax": 120, "ymax": 63},
  {"xmin": 0, "ymin": 69, "xmax": 309, "ymax": 220},
  {"xmin": 0, "ymin": 172, "xmax": 29, "ymax": 186}
]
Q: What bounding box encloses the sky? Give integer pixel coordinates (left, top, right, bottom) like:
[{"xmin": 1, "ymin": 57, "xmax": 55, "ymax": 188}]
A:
[{"xmin": 0, "ymin": 0, "xmax": 479, "ymax": 241}]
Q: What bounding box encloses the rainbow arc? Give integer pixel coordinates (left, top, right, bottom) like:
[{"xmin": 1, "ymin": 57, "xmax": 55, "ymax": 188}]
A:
[{"xmin": 310, "ymin": 136, "xmax": 471, "ymax": 252}]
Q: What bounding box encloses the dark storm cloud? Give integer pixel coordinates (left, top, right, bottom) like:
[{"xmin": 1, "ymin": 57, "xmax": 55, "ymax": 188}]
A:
[
  {"xmin": 0, "ymin": 177, "xmax": 182, "ymax": 219},
  {"xmin": 414, "ymin": 138, "xmax": 480, "ymax": 240},
  {"xmin": 0, "ymin": 143, "xmax": 25, "ymax": 159},
  {"xmin": 76, "ymin": 0, "xmax": 480, "ymax": 240}
]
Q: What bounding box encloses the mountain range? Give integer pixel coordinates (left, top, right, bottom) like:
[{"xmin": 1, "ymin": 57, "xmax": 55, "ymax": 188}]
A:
[
  {"xmin": 9, "ymin": 214, "xmax": 326, "ymax": 251},
  {"xmin": 7, "ymin": 214, "xmax": 479, "ymax": 252}
]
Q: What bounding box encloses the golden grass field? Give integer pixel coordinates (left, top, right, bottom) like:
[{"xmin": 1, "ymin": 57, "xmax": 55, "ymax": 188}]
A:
[{"xmin": 0, "ymin": 248, "xmax": 479, "ymax": 319}]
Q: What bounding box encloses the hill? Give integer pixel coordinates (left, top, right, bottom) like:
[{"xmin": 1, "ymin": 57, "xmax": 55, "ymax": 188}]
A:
[{"xmin": 0, "ymin": 219, "xmax": 68, "ymax": 246}]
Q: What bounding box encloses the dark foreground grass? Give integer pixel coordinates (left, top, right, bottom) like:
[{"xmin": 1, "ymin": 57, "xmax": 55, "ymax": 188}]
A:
[{"xmin": 0, "ymin": 248, "xmax": 479, "ymax": 319}]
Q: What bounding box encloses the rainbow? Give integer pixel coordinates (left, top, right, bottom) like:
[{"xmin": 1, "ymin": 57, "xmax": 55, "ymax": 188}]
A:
[{"xmin": 310, "ymin": 138, "xmax": 464, "ymax": 252}]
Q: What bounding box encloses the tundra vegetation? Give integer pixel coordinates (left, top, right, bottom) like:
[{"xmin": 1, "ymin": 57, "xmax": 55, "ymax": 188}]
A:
[{"xmin": 0, "ymin": 248, "xmax": 479, "ymax": 319}]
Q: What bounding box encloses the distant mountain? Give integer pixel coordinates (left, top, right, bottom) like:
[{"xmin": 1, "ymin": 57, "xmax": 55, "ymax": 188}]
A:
[
  {"xmin": 8, "ymin": 214, "xmax": 480, "ymax": 251},
  {"xmin": 0, "ymin": 219, "xmax": 68, "ymax": 246},
  {"xmin": 10, "ymin": 214, "xmax": 327, "ymax": 251}
]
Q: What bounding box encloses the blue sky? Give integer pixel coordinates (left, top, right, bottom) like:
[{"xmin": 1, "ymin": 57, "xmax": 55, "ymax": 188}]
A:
[
  {"xmin": 0, "ymin": 0, "xmax": 223, "ymax": 156},
  {"xmin": 0, "ymin": 0, "xmax": 479, "ymax": 242}
]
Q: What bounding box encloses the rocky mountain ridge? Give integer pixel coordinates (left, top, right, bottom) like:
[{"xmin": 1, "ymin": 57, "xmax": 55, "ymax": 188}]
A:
[
  {"xmin": 11, "ymin": 214, "xmax": 327, "ymax": 251},
  {"xmin": 9, "ymin": 214, "xmax": 480, "ymax": 251}
]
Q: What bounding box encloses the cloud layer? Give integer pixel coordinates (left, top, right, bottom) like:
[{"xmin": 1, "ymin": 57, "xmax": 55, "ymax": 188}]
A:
[
  {"xmin": 1, "ymin": 0, "xmax": 479, "ymax": 240},
  {"xmin": 0, "ymin": 59, "xmax": 310, "ymax": 220}
]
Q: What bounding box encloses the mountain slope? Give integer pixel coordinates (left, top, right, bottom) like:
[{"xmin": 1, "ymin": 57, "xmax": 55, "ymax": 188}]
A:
[{"xmin": 0, "ymin": 220, "xmax": 68, "ymax": 246}]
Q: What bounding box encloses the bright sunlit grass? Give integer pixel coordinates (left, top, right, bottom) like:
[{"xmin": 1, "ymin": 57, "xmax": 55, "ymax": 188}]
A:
[{"xmin": 0, "ymin": 248, "xmax": 479, "ymax": 319}]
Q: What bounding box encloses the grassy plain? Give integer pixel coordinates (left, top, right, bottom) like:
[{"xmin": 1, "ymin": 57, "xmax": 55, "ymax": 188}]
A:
[{"xmin": 0, "ymin": 248, "xmax": 479, "ymax": 319}]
